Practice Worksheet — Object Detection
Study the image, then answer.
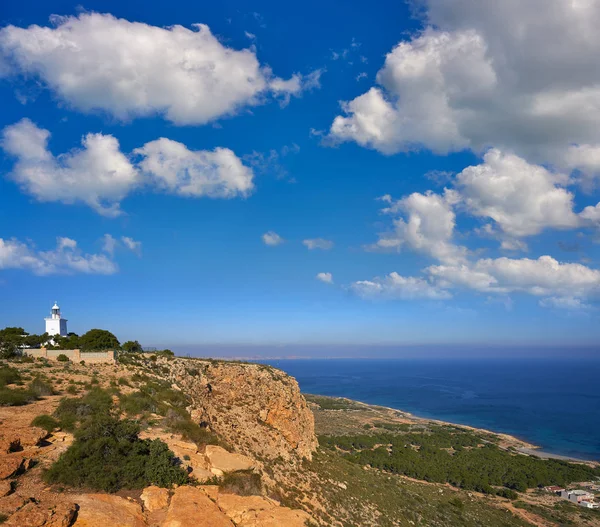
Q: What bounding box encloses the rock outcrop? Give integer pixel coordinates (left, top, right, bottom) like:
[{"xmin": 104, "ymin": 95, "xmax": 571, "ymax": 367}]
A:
[
  {"xmin": 163, "ymin": 358, "xmax": 318, "ymax": 461},
  {"xmin": 73, "ymin": 494, "xmax": 146, "ymax": 527},
  {"xmin": 162, "ymin": 486, "xmax": 233, "ymax": 527}
]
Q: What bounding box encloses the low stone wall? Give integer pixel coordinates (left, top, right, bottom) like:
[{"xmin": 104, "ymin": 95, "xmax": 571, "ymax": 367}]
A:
[{"xmin": 22, "ymin": 348, "xmax": 116, "ymax": 364}]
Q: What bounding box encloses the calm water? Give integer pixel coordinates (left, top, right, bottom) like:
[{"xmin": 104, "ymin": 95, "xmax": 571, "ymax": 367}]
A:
[{"xmin": 261, "ymin": 359, "xmax": 600, "ymax": 461}]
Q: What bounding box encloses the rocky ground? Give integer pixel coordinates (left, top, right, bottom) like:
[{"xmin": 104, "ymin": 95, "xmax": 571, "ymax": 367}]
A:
[{"xmin": 0, "ymin": 358, "xmax": 315, "ymax": 527}]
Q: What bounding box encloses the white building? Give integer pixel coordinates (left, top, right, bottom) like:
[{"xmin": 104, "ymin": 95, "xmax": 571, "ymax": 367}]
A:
[
  {"xmin": 45, "ymin": 302, "xmax": 68, "ymax": 338},
  {"xmin": 560, "ymin": 489, "xmax": 595, "ymax": 503}
]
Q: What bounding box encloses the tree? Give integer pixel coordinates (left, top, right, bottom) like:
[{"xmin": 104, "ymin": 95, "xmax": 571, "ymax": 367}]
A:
[
  {"xmin": 0, "ymin": 327, "xmax": 26, "ymax": 359},
  {"xmin": 79, "ymin": 329, "xmax": 120, "ymax": 351},
  {"xmin": 122, "ymin": 340, "xmax": 143, "ymax": 353}
]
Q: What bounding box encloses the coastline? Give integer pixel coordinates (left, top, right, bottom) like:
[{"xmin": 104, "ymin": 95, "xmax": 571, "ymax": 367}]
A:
[{"xmin": 308, "ymin": 393, "xmax": 599, "ymax": 466}]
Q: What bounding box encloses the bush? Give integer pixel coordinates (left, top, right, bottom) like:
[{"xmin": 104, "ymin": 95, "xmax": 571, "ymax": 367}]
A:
[
  {"xmin": 117, "ymin": 377, "xmax": 131, "ymax": 387},
  {"xmin": 120, "ymin": 391, "xmax": 157, "ymax": 416},
  {"xmin": 66, "ymin": 385, "xmax": 79, "ymax": 395},
  {"xmin": 32, "ymin": 414, "xmax": 60, "ymax": 433},
  {"xmin": 0, "ymin": 366, "xmax": 20, "ymax": 388},
  {"xmin": 44, "ymin": 414, "xmax": 188, "ymax": 492},
  {"xmin": 56, "ymin": 354, "xmax": 69, "ymax": 362},
  {"xmin": 54, "ymin": 388, "xmax": 114, "ymax": 431},
  {"xmin": 30, "ymin": 377, "xmax": 54, "ymax": 397},
  {"xmin": 219, "ymin": 470, "xmax": 262, "ymax": 496},
  {"xmin": 495, "ymin": 488, "xmax": 519, "ymax": 500},
  {"xmin": 0, "ymin": 388, "xmax": 37, "ymax": 406}
]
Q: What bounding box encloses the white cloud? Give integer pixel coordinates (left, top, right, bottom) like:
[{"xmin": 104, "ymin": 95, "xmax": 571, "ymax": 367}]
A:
[
  {"xmin": 134, "ymin": 138, "xmax": 254, "ymax": 198},
  {"xmin": 316, "ymin": 272, "xmax": 333, "ymax": 284},
  {"xmin": 121, "ymin": 236, "xmax": 142, "ymax": 256},
  {"xmin": 102, "ymin": 234, "xmax": 118, "ymax": 255},
  {"xmin": 539, "ymin": 296, "xmax": 592, "ymax": 311},
  {"xmin": 456, "ymin": 149, "xmax": 579, "ymax": 237},
  {"xmin": 1, "ymin": 119, "xmax": 138, "ymax": 217},
  {"xmin": 0, "ymin": 12, "xmax": 318, "ymax": 125},
  {"xmin": 427, "ymin": 255, "xmax": 600, "ymax": 300},
  {"xmin": 0, "ymin": 236, "xmax": 118, "ymax": 275},
  {"xmin": 327, "ymin": 0, "xmax": 600, "ymax": 181},
  {"xmin": 303, "ymin": 238, "xmax": 334, "ymax": 250},
  {"xmin": 371, "ymin": 190, "xmax": 467, "ymax": 264},
  {"xmin": 350, "ymin": 272, "xmax": 451, "ymax": 300},
  {"xmin": 1, "ymin": 120, "xmax": 254, "ymax": 215},
  {"xmin": 262, "ymin": 231, "xmax": 284, "ymax": 246}
]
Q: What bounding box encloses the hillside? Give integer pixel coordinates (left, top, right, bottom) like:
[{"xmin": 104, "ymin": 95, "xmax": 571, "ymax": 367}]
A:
[{"xmin": 0, "ymin": 354, "xmax": 598, "ymax": 526}]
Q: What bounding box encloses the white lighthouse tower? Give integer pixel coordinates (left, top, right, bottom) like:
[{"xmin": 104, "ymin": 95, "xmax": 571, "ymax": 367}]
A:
[{"xmin": 45, "ymin": 302, "xmax": 68, "ymax": 338}]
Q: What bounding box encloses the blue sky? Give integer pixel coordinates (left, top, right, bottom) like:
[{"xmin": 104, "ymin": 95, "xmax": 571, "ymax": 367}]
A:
[{"xmin": 2, "ymin": 0, "xmax": 600, "ymax": 354}]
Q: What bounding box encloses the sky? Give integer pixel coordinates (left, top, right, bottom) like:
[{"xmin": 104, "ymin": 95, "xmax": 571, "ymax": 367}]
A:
[{"xmin": 2, "ymin": 0, "xmax": 600, "ymax": 355}]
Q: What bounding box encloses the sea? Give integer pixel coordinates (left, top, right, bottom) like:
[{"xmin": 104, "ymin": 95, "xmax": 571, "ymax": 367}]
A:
[{"xmin": 260, "ymin": 358, "xmax": 600, "ymax": 461}]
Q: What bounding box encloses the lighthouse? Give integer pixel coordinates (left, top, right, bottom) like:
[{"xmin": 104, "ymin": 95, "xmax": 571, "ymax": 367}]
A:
[{"xmin": 45, "ymin": 302, "xmax": 68, "ymax": 338}]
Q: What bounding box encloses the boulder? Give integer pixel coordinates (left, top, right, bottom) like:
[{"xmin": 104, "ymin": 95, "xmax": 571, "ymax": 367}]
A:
[
  {"xmin": 204, "ymin": 446, "xmax": 255, "ymax": 475},
  {"xmin": 216, "ymin": 494, "xmax": 276, "ymax": 524},
  {"xmin": 73, "ymin": 494, "xmax": 146, "ymax": 527},
  {"xmin": 4, "ymin": 502, "xmax": 48, "ymax": 527},
  {"xmin": 45, "ymin": 502, "xmax": 77, "ymax": 527},
  {"xmin": 140, "ymin": 486, "xmax": 169, "ymax": 512},
  {"xmin": 162, "ymin": 486, "xmax": 234, "ymax": 527},
  {"xmin": 0, "ymin": 456, "xmax": 25, "ymax": 479},
  {"xmin": 216, "ymin": 493, "xmax": 313, "ymax": 527},
  {"xmin": 0, "ymin": 480, "xmax": 12, "ymax": 497}
]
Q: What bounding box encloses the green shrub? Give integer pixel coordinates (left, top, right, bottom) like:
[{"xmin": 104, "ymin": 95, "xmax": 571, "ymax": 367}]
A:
[
  {"xmin": 0, "ymin": 366, "xmax": 20, "ymax": 388},
  {"xmin": 117, "ymin": 377, "xmax": 131, "ymax": 387},
  {"xmin": 120, "ymin": 391, "xmax": 158, "ymax": 415},
  {"xmin": 495, "ymin": 488, "xmax": 519, "ymax": 500},
  {"xmin": 66, "ymin": 385, "xmax": 78, "ymax": 395},
  {"xmin": 30, "ymin": 377, "xmax": 54, "ymax": 397},
  {"xmin": 0, "ymin": 388, "xmax": 37, "ymax": 406},
  {"xmin": 56, "ymin": 354, "xmax": 69, "ymax": 362},
  {"xmin": 32, "ymin": 414, "xmax": 60, "ymax": 433},
  {"xmin": 44, "ymin": 414, "xmax": 188, "ymax": 492},
  {"xmin": 0, "ymin": 512, "xmax": 7, "ymax": 523},
  {"xmin": 219, "ymin": 470, "xmax": 262, "ymax": 496},
  {"xmin": 54, "ymin": 388, "xmax": 114, "ymax": 431}
]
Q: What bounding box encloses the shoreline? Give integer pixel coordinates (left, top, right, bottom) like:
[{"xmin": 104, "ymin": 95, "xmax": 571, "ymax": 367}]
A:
[{"xmin": 310, "ymin": 394, "xmax": 599, "ymax": 465}]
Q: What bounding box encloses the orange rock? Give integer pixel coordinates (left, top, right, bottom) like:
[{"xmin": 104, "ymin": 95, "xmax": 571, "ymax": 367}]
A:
[
  {"xmin": 163, "ymin": 486, "xmax": 233, "ymax": 527},
  {"xmin": 216, "ymin": 492, "xmax": 314, "ymax": 527},
  {"xmin": 204, "ymin": 446, "xmax": 255, "ymax": 475},
  {"xmin": 0, "ymin": 480, "xmax": 12, "ymax": 497},
  {"xmin": 4, "ymin": 502, "xmax": 48, "ymax": 527},
  {"xmin": 45, "ymin": 502, "xmax": 77, "ymax": 527},
  {"xmin": 140, "ymin": 486, "xmax": 169, "ymax": 512},
  {"xmin": 73, "ymin": 494, "xmax": 146, "ymax": 527},
  {"xmin": 0, "ymin": 455, "xmax": 25, "ymax": 480}
]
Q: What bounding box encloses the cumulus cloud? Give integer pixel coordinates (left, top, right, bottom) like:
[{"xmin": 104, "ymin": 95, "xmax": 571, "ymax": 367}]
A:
[
  {"xmin": 0, "ymin": 12, "xmax": 319, "ymax": 125},
  {"xmin": 350, "ymin": 272, "xmax": 451, "ymax": 300},
  {"xmin": 1, "ymin": 119, "xmax": 254, "ymax": 215},
  {"xmin": 121, "ymin": 236, "xmax": 142, "ymax": 256},
  {"xmin": 1, "ymin": 118, "xmax": 138, "ymax": 217},
  {"xmin": 134, "ymin": 138, "xmax": 254, "ymax": 198},
  {"xmin": 316, "ymin": 272, "xmax": 333, "ymax": 284},
  {"xmin": 303, "ymin": 238, "xmax": 334, "ymax": 250},
  {"xmin": 427, "ymin": 255, "xmax": 600, "ymax": 300},
  {"xmin": 455, "ymin": 149, "xmax": 579, "ymax": 237},
  {"xmin": 262, "ymin": 231, "xmax": 284, "ymax": 246},
  {"xmin": 327, "ymin": 0, "xmax": 600, "ymax": 181},
  {"xmin": 371, "ymin": 190, "xmax": 466, "ymax": 264},
  {"xmin": 0, "ymin": 236, "xmax": 118, "ymax": 275}
]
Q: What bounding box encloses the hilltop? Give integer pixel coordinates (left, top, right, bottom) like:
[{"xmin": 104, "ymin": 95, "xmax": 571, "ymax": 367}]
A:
[{"xmin": 0, "ymin": 353, "xmax": 598, "ymax": 526}]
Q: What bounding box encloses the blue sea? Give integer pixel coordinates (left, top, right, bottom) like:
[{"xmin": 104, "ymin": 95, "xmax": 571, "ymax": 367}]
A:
[{"xmin": 261, "ymin": 359, "xmax": 600, "ymax": 461}]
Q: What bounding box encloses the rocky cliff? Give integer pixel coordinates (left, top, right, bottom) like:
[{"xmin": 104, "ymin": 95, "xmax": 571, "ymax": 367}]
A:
[{"xmin": 163, "ymin": 358, "xmax": 318, "ymax": 462}]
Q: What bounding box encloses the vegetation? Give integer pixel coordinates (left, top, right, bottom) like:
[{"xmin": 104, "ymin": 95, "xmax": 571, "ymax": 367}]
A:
[
  {"xmin": 44, "ymin": 413, "xmax": 188, "ymax": 492},
  {"xmin": 31, "ymin": 414, "xmax": 60, "ymax": 433},
  {"xmin": 219, "ymin": 470, "xmax": 262, "ymax": 496},
  {"xmin": 305, "ymin": 394, "xmax": 364, "ymax": 410},
  {"xmin": 56, "ymin": 354, "xmax": 69, "ymax": 362},
  {"xmin": 0, "ymin": 327, "xmax": 47, "ymax": 358},
  {"xmin": 122, "ymin": 340, "xmax": 143, "ymax": 353},
  {"xmin": 79, "ymin": 329, "xmax": 120, "ymax": 351},
  {"xmin": 319, "ymin": 427, "xmax": 600, "ymax": 494},
  {"xmin": 0, "ymin": 366, "xmax": 39, "ymax": 406}
]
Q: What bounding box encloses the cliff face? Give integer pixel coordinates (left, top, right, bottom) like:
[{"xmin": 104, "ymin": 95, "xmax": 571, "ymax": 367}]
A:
[{"xmin": 164, "ymin": 358, "xmax": 317, "ymax": 461}]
